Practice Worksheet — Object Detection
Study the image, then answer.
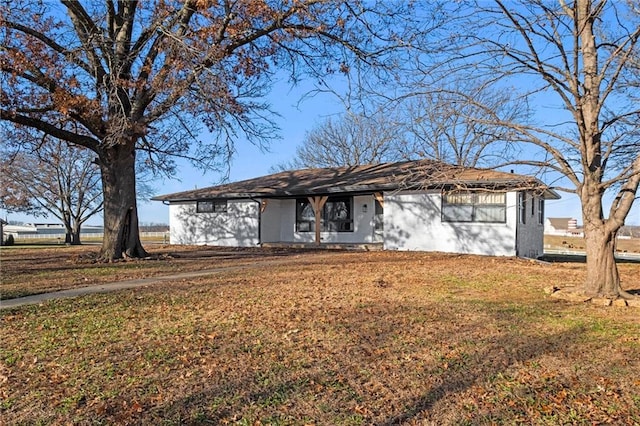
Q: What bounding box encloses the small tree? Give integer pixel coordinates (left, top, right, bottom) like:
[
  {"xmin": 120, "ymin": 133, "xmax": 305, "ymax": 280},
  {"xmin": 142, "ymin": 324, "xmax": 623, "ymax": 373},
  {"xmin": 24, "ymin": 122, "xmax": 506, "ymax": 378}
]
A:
[
  {"xmin": 1, "ymin": 140, "xmax": 103, "ymax": 244},
  {"xmin": 4, "ymin": 234, "xmax": 15, "ymax": 246}
]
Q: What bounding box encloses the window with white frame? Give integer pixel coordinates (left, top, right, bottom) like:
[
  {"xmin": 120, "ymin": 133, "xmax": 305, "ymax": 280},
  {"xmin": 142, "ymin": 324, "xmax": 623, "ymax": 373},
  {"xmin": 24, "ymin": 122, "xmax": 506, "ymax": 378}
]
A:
[
  {"xmin": 196, "ymin": 200, "xmax": 227, "ymax": 213},
  {"xmin": 442, "ymin": 191, "xmax": 506, "ymax": 223}
]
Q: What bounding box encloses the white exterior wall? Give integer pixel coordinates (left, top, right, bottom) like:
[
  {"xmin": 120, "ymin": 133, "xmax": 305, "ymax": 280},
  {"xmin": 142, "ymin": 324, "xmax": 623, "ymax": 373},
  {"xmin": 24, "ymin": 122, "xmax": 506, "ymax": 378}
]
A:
[
  {"xmin": 515, "ymin": 193, "xmax": 545, "ymax": 258},
  {"xmin": 260, "ymin": 199, "xmax": 283, "ymax": 243},
  {"xmin": 383, "ymin": 191, "xmax": 519, "ymax": 256},
  {"xmin": 169, "ymin": 200, "xmax": 259, "ymax": 246},
  {"xmin": 261, "ymin": 196, "xmax": 376, "ymax": 244},
  {"xmin": 167, "ymin": 191, "xmax": 545, "ymax": 256}
]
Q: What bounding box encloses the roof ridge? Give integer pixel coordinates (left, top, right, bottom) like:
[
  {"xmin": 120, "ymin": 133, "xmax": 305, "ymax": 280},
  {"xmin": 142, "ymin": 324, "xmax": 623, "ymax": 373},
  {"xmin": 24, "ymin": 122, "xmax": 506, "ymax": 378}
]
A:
[{"xmin": 152, "ymin": 159, "xmax": 559, "ymax": 202}]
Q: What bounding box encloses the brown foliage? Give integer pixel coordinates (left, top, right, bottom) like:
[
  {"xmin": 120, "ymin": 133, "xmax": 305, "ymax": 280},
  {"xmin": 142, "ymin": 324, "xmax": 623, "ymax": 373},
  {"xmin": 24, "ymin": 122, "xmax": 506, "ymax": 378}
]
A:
[{"xmin": 1, "ymin": 1, "xmax": 429, "ymax": 259}]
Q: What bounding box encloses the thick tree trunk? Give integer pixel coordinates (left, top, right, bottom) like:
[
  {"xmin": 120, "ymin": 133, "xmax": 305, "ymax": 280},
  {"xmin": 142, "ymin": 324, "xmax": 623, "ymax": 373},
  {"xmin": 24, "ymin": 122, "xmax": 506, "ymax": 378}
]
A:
[
  {"xmin": 99, "ymin": 141, "xmax": 147, "ymax": 260},
  {"xmin": 580, "ymin": 186, "xmax": 625, "ymax": 299},
  {"xmin": 582, "ymin": 224, "xmax": 621, "ymax": 298},
  {"xmin": 64, "ymin": 219, "xmax": 82, "ymax": 245},
  {"xmin": 71, "ymin": 226, "xmax": 82, "ymax": 245},
  {"xmin": 573, "ymin": 0, "xmax": 632, "ymax": 299}
]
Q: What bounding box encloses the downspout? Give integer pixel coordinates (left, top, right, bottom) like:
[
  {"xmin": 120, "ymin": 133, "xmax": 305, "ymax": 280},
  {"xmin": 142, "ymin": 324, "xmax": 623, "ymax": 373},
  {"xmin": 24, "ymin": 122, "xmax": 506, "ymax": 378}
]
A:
[
  {"xmin": 162, "ymin": 201, "xmax": 170, "ymax": 244},
  {"xmin": 515, "ymin": 192, "xmax": 520, "ymax": 257}
]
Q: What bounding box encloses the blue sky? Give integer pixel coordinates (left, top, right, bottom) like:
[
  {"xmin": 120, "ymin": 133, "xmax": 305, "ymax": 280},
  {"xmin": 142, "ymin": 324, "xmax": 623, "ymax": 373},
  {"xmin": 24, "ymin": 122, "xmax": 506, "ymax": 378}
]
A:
[
  {"xmin": 137, "ymin": 78, "xmax": 349, "ymax": 225},
  {"xmin": 135, "ymin": 77, "xmax": 637, "ymax": 227},
  {"xmin": 3, "ymin": 76, "xmax": 638, "ymax": 227}
]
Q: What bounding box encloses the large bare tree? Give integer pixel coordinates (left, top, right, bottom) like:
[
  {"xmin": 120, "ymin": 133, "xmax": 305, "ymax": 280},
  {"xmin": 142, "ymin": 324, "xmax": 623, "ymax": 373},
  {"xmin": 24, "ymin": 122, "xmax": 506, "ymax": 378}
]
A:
[
  {"xmin": 280, "ymin": 80, "xmax": 523, "ymax": 170},
  {"xmin": 0, "ymin": 0, "xmax": 438, "ymax": 260},
  {"xmin": 446, "ymin": 0, "xmax": 640, "ymax": 298},
  {"xmin": 275, "ymin": 111, "xmax": 403, "ymax": 170},
  {"xmin": 398, "ymin": 82, "xmax": 524, "ymax": 168},
  {"xmin": 1, "ymin": 140, "xmax": 103, "ymax": 244},
  {"xmin": 0, "ymin": 166, "xmax": 38, "ymax": 217}
]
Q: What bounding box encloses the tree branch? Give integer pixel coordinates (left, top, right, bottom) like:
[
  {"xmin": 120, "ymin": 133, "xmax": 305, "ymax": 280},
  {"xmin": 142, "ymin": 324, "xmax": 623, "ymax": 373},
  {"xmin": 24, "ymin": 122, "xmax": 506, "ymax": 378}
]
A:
[{"xmin": 0, "ymin": 110, "xmax": 99, "ymax": 152}]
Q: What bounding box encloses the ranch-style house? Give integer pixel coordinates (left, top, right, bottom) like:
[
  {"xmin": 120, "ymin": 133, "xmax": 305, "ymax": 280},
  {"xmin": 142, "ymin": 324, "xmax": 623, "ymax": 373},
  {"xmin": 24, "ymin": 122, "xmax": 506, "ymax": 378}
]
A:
[{"xmin": 153, "ymin": 159, "xmax": 560, "ymax": 258}]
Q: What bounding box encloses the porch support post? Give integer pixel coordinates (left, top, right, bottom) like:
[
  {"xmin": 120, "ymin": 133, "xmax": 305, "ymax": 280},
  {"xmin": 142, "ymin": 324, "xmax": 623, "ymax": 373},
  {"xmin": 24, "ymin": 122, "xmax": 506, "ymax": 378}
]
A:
[
  {"xmin": 374, "ymin": 192, "xmax": 384, "ymax": 208},
  {"xmin": 307, "ymin": 195, "xmax": 328, "ymax": 246}
]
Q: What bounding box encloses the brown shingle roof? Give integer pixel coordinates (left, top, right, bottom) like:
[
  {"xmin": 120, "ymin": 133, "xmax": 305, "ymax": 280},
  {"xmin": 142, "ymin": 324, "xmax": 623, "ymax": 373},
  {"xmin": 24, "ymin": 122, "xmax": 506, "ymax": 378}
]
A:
[{"xmin": 152, "ymin": 159, "xmax": 560, "ymax": 202}]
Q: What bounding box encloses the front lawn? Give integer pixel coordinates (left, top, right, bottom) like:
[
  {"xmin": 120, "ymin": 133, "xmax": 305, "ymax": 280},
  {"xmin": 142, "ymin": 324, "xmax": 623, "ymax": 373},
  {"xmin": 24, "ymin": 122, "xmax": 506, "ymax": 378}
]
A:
[{"xmin": 1, "ymin": 248, "xmax": 639, "ymax": 424}]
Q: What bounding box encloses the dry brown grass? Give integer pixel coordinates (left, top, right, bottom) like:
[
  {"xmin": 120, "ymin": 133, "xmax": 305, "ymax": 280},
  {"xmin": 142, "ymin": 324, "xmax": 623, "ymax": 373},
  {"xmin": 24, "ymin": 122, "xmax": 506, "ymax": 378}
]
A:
[
  {"xmin": 0, "ymin": 245, "xmax": 322, "ymax": 300},
  {"xmin": 545, "ymin": 235, "xmax": 640, "ymax": 253},
  {"xmin": 1, "ymin": 247, "xmax": 640, "ymax": 425}
]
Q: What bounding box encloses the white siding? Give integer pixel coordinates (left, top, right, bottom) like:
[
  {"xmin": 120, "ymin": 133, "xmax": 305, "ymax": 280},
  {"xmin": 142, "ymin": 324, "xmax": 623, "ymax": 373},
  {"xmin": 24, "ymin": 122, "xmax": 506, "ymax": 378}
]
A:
[
  {"xmin": 166, "ymin": 191, "xmax": 544, "ymax": 256},
  {"xmin": 279, "ymin": 199, "xmax": 296, "ymax": 242},
  {"xmin": 383, "ymin": 191, "xmax": 518, "ymax": 256},
  {"xmin": 169, "ymin": 200, "xmax": 259, "ymax": 246},
  {"xmin": 261, "ymin": 199, "xmax": 283, "ymax": 243},
  {"xmin": 262, "ymin": 195, "xmax": 376, "ymax": 244}
]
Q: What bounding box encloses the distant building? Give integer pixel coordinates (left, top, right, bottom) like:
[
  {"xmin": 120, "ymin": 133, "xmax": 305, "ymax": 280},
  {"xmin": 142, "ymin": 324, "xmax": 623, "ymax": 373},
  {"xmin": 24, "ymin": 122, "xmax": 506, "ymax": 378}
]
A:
[
  {"xmin": 618, "ymin": 225, "xmax": 640, "ymax": 239},
  {"xmin": 2, "ymin": 222, "xmax": 167, "ymax": 242},
  {"xmin": 3, "ymin": 223, "xmax": 38, "ymax": 236},
  {"xmin": 544, "ymin": 217, "xmax": 583, "ymax": 237},
  {"xmin": 2, "ymin": 223, "xmax": 104, "ymax": 238}
]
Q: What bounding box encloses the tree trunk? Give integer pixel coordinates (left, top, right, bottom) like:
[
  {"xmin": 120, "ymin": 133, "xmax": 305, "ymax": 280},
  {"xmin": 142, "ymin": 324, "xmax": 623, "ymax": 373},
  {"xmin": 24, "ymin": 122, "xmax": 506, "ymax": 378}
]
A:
[
  {"xmin": 65, "ymin": 217, "xmax": 82, "ymax": 245},
  {"xmin": 99, "ymin": 141, "xmax": 147, "ymax": 260},
  {"xmin": 580, "ymin": 187, "xmax": 625, "ymax": 299},
  {"xmin": 71, "ymin": 232, "xmax": 82, "ymax": 245},
  {"xmin": 62, "ymin": 211, "xmax": 75, "ymax": 244},
  {"xmin": 582, "ymin": 223, "xmax": 621, "ymax": 298},
  {"xmin": 71, "ymin": 225, "xmax": 82, "ymax": 245}
]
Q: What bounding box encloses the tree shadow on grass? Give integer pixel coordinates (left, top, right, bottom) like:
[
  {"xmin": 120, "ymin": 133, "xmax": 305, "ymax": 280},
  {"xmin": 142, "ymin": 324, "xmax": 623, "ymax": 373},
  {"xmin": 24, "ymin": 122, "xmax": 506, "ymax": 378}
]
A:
[
  {"xmin": 140, "ymin": 298, "xmax": 600, "ymax": 425},
  {"xmin": 167, "ymin": 246, "xmax": 344, "ymax": 262},
  {"xmin": 539, "ymin": 253, "xmax": 640, "ymax": 295},
  {"xmin": 379, "ymin": 314, "xmax": 584, "ymax": 424},
  {"xmin": 540, "ymin": 253, "xmax": 640, "ymax": 264}
]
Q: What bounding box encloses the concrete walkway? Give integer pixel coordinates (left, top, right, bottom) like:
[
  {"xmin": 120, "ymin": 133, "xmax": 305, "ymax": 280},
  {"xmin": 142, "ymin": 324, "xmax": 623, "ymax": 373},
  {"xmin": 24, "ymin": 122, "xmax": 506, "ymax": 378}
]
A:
[{"xmin": 1, "ymin": 256, "xmax": 315, "ymax": 310}]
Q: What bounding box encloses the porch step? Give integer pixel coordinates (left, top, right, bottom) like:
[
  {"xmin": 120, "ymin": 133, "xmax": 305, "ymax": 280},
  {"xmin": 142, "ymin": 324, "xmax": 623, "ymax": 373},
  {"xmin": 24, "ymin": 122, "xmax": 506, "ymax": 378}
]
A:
[{"xmin": 261, "ymin": 242, "xmax": 383, "ymax": 251}]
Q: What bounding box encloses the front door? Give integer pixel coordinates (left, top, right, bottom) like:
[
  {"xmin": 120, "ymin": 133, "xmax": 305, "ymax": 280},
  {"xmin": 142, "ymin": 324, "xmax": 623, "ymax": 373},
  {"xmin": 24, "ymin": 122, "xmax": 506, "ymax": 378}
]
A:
[{"xmin": 373, "ymin": 199, "xmax": 383, "ymax": 243}]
